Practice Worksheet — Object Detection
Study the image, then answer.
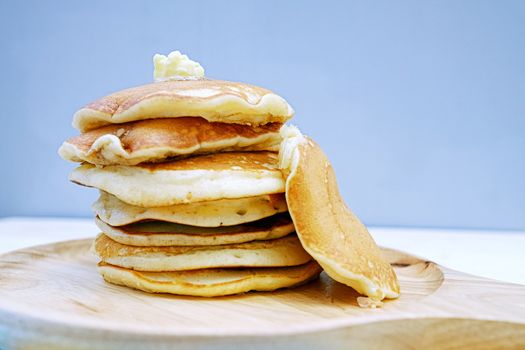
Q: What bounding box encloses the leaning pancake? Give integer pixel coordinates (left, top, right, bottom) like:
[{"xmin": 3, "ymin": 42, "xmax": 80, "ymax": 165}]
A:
[
  {"xmin": 73, "ymin": 80, "xmax": 294, "ymax": 132},
  {"xmin": 70, "ymin": 151, "xmax": 284, "ymax": 207},
  {"xmin": 96, "ymin": 214, "xmax": 294, "ymax": 246},
  {"xmin": 98, "ymin": 260, "xmax": 322, "ymax": 297},
  {"xmin": 93, "ymin": 233, "xmax": 311, "ymax": 271},
  {"xmin": 59, "ymin": 117, "xmax": 282, "ymax": 166},
  {"xmin": 93, "ymin": 191, "xmax": 288, "ymax": 227},
  {"xmin": 279, "ymin": 127, "xmax": 400, "ymax": 300}
]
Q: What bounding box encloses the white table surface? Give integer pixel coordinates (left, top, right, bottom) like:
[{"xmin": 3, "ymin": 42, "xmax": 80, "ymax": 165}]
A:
[{"xmin": 1, "ymin": 217, "xmax": 524, "ymax": 285}]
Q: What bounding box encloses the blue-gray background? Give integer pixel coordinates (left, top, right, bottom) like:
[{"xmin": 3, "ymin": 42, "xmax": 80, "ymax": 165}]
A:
[{"xmin": 1, "ymin": 0, "xmax": 524, "ymax": 230}]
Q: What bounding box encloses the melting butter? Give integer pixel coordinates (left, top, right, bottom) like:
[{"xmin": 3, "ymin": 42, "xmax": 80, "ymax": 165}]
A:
[{"xmin": 153, "ymin": 51, "xmax": 205, "ymax": 82}]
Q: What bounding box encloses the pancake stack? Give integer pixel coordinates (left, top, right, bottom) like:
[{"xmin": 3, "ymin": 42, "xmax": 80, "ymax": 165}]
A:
[
  {"xmin": 60, "ymin": 51, "xmax": 400, "ymax": 302},
  {"xmin": 59, "ymin": 53, "xmax": 322, "ymax": 297}
]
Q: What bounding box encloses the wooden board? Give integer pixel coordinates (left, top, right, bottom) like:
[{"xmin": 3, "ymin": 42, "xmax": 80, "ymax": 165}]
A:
[{"xmin": 0, "ymin": 238, "xmax": 524, "ymax": 350}]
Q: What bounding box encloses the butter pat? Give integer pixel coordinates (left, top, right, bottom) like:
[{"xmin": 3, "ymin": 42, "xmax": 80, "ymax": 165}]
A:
[{"xmin": 153, "ymin": 51, "xmax": 205, "ymax": 82}]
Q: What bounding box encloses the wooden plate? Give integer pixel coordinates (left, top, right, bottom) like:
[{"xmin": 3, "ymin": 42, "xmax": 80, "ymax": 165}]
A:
[{"xmin": 0, "ymin": 239, "xmax": 524, "ymax": 349}]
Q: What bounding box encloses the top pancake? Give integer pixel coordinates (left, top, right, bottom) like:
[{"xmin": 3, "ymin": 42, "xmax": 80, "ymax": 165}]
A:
[
  {"xmin": 73, "ymin": 80, "xmax": 294, "ymax": 132},
  {"xmin": 279, "ymin": 126, "xmax": 400, "ymax": 300},
  {"xmin": 59, "ymin": 117, "xmax": 282, "ymax": 165}
]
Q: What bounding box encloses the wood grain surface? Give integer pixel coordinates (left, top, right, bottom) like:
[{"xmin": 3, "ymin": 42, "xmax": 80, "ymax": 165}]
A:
[{"xmin": 0, "ymin": 239, "xmax": 523, "ymax": 349}]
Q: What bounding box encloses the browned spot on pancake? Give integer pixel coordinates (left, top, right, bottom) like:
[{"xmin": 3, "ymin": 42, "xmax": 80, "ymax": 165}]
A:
[
  {"xmin": 66, "ymin": 117, "xmax": 282, "ymax": 153},
  {"xmin": 138, "ymin": 151, "xmax": 279, "ymax": 172}
]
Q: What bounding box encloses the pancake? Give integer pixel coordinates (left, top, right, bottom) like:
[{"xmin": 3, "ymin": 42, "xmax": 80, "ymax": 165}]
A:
[
  {"xmin": 59, "ymin": 117, "xmax": 282, "ymax": 166},
  {"xmin": 70, "ymin": 151, "xmax": 285, "ymax": 207},
  {"xmin": 279, "ymin": 126, "xmax": 400, "ymax": 300},
  {"xmin": 98, "ymin": 260, "xmax": 322, "ymax": 297},
  {"xmin": 93, "ymin": 191, "xmax": 288, "ymax": 227},
  {"xmin": 96, "ymin": 214, "xmax": 295, "ymax": 246},
  {"xmin": 73, "ymin": 80, "xmax": 294, "ymax": 132},
  {"xmin": 93, "ymin": 233, "xmax": 311, "ymax": 272}
]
